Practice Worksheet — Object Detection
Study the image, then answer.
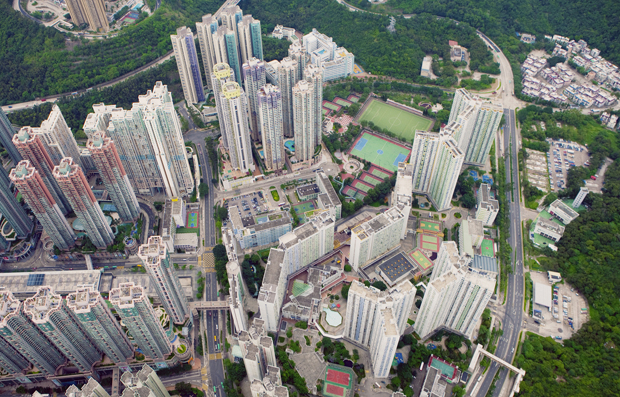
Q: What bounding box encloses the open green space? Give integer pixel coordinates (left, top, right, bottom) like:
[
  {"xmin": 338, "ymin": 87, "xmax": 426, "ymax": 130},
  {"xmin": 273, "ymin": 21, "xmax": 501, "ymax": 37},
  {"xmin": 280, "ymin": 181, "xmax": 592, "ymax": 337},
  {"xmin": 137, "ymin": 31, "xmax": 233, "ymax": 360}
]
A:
[
  {"xmin": 481, "ymin": 238, "xmax": 494, "ymax": 257},
  {"xmin": 359, "ymin": 100, "xmax": 433, "ymax": 141},
  {"xmin": 349, "ymin": 132, "xmax": 410, "ymax": 172},
  {"xmin": 270, "ymin": 190, "xmax": 280, "ymax": 201}
]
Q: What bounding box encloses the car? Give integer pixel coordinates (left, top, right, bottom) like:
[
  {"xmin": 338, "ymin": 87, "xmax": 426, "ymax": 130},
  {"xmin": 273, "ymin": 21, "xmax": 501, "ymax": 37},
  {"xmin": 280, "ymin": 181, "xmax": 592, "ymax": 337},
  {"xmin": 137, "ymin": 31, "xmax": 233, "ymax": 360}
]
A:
[
  {"xmin": 511, "ymin": 348, "xmax": 514, "ymax": 353},
  {"xmin": 7, "ymin": 105, "xmax": 12, "ymax": 108},
  {"xmin": 576, "ymin": 293, "xmax": 579, "ymax": 296},
  {"xmin": 41, "ymin": 98, "xmax": 46, "ymax": 102}
]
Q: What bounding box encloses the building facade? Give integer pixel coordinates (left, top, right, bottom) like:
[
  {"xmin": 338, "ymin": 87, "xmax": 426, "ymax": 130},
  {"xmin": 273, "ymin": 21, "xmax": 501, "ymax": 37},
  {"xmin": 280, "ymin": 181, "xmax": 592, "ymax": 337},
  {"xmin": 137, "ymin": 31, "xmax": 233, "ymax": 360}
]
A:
[
  {"xmin": 137, "ymin": 236, "xmax": 189, "ymax": 325},
  {"xmin": 171, "ymin": 26, "xmax": 205, "ymax": 104},
  {"xmin": 238, "ymin": 318, "xmax": 277, "ymax": 382},
  {"xmin": 428, "ymin": 137, "xmax": 464, "ymax": 211},
  {"xmin": 275, "ymin": 58, "xmax": 299, "ymax": 138},
  {"xmin": 242, "ymin": 58, "xmax": 267, "ymax": 141},
  {"xmin": 65, "ymin": 0, "xmax": 108, "ymax": 32},
  {"xmin": 110, "ymin": 282, "xmax": 172, "ymax": 360},
  {"xmin": 196, "ymin": 14, "xmax": 219, "ymax": 90},
  {"xmin": 475, "ymin": 183, "xmax": 499, "ymax": 226},
  {"xmin": 391, "ymin": 163, "xmax": 414, "ymax": 239},
  {"xmin": 0, "ymin": 166, "xmax": 32, "ymax": 238},
  {"xmin": 120, "ymin": 364, "xmax": 171, "ymax": 397},
  {"xmin": 66, "ymin": 286, "xmax": 134, "ymax": 364},
  {"xmin": 0, "ymin": 290, "xmax": 66, "ymax": 376},
  {"xmin": 218, "ymin": 81, "xmax": 255, "ymax": 173},
  {"xmin": 0, "ymin": 108, "xmax": 21, "ymax": 164},
  {"xmin": 411, "ymin": 131, "xmax": 440, "ymax": 193},
  {"xmin": 292, "ymin": 80, "xmax": 316, "ymax": 162},
  {"xmin": 87, "ymin": 132, "xmax": 140, "ymax": 222},
  {"xmin": 238, "ymin": 15, "xmax": 263, "ymax": 64},
  {"xmin": 257, "ymin": 84, "xmax": 286, "ymax": 171},
  {"xmin": 302, "ymin": 29, "xmax": 354, "ymax": 81},
  {"xmin": 10, "ymin": 161, "xmax": 76, "ymax": 249},
  {"xmin": 22, "ymin": 287, "xmax": 102, "ymax": 373},
  {"xmin": 304, "ymin": 65, "xmax": 324, "ymax": 146},
  {"xmin": 210, "ymin": 63, "xmax": 236, "ymax": 150},
  {"xmin": 227, "ymin": 260, "xmax": 248, "ymax": 334},
  {"xmin": 229, "ymin": 206, "xmax": 292, "ymax": 249}
]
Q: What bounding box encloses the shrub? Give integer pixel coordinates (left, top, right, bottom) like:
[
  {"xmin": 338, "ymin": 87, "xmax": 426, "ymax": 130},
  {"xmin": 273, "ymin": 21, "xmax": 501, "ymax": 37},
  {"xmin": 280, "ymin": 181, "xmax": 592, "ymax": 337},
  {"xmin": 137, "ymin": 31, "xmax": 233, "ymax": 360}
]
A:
[{"xmin": 344, "ymin": 264, "xmax": 352, "ymax": 272}]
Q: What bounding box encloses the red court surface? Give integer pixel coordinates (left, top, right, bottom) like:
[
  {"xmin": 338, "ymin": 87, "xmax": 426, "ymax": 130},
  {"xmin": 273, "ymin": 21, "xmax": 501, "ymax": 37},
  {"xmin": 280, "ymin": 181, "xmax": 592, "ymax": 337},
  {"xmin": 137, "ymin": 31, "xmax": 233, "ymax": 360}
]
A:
[
  {"xmin": 327, "ymin": 369, "xmax": 350, "ymax": 386},
  {"xmin": 325, "ymin": 384, "xmax": 345, "ymax": 397}
]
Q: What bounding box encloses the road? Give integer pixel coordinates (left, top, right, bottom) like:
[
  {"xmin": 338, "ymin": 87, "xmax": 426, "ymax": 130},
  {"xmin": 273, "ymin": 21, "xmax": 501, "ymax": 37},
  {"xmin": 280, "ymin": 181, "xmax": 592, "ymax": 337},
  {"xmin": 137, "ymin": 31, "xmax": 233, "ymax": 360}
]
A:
[{"xmin": 203, "ymin": 271, "xmax": 226, "ymax": 396}]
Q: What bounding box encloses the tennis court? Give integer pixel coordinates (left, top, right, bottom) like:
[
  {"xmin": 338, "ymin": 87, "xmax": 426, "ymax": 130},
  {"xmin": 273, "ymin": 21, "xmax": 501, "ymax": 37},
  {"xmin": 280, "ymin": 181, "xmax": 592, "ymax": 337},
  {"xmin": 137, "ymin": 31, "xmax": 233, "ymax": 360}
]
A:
[
  {"xmin": 429, "ymin": 356, "xmax": 458, "ymax": 381},
  {"xmin": 324, "ymin": 384, "xmax": 346, "ymax": 397},
  {"xmin": 351, "ymin": 179, "xmax": 374, "ymax": 193},
  {"xmin": 349, "ymin": 132, "xmax": 411, "ymax": 172},
  {"xmin": 334, "ymin": 97, "xmax": 352, "ymax": 107},
  {"xmin": 348, "ymin": 94, "xmax": 361, "ymax": 103},
  {"xmin": 419, "ymin": 220, "xmax": 441, "ymax": 233},
  {"xmin": 361, "ymin": 172, "xmax": 384, "ymax": 186},
  {"xmin": 187, "ymin": 211, "xmax": 199, "ymax": 228},
  {"xmin": 368, "ymin": 165, "xmax": 393, "ymax": 180},
  {"xmin": 409, "ymin": 248, "xmax": 434, "ymax": 270},
  {"xmin": 481, "ymin": 238, "xmax": 495, "ymax": 257},
  {"xmin": 292, "ymin": 280, "xmax": 312, "ymax": 296},
  {"xmin": 342, "ymin": 186, "xmax": 366, "ymax": 199},
  {"xmin": 418, "ymin": 234, "xmax": 441, "ymax": 252},
  {"xmin": 323, "ymin": 101, "xmax": 342, "ymax": 111},
  {"xmin": 323, "ymin": 364, "xmax": 355, "ymax": 397},
  {"xmin": 359, "ymin": 99, "xmax": 433, "ymax": 141}
]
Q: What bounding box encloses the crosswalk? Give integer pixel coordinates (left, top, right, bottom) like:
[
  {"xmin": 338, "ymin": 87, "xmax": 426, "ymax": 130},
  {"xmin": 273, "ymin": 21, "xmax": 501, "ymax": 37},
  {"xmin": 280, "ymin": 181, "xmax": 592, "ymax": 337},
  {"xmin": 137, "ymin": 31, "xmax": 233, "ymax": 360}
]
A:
[
  {"xmin": 208, "ymin": 353, "xmax": 223, "ymax": 360},
  {"xmin": 201, "ymin": 250, "xmax": 215, "ymax": 272}
]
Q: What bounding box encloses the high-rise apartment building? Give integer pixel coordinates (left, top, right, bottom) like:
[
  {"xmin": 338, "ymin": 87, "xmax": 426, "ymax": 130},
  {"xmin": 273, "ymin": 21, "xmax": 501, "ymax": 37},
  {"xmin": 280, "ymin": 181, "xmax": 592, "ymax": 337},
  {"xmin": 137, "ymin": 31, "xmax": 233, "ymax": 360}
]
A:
[
  {"xmin": 196, "ymin": 14, "xmax": 219, "ymax": 90},
  {"xmin": 344, "ymin": 280, "xmax": 415, "ymax": 377},
  {"xmin": 0, "ymin": 290, "xmax": 66, "ymax": 376},
  {"xmin": 120, "ymin": 364, "xmax": 171, "ymax": 397},
  {"xmin": 238, "ymin": 15, "xmax": 263, "ymax": 64},
  {"xmin": 410, "ymin": 129, "xmax": 464, "ymax": 211},
  {"xmin": 134, "ymin": 82, "xmax": 195, "ymax": 198},
  {"xmin": 349, "ymin": 206, "xmax": 407, "ymax": 271},
  {"xmin": 448, "ymin": 89, "xmax": 502, "ymax": 166},
  {"xmin": 137, "ymin": 236, "xmax": 189, "ymax": 325},
  {"xmin": 53, "ymin": 157, "xmax": 114, "ymax": 249},
  {"xmin": 257, "ymin": 84, "xmax": 285, "ymax": 171},
  {"xmin": 276, "ymin": 58, "xmax": 299, "ymax": 138},
  {"xmin": 66, "ymin": 378, "xmax": 111, "ymax": 397},
  {"xmin": 87, "ymin": 131, "xmax": 140, "ymax": 222},
  {"xmin": 10, "ymin": 161, "xmax": 75, "ymax": 249},
  {"xmin": 0, "ymin": 335, "xmax": 30, "ymax": 375},
  {"xmin": 573, "ymin": 186, "xmax": 589, "ymax": 209},
  {"xmin": 292, "ymin": 80, "xmax": 316, "ymax": 162},
  {"xmin": 288, "ymin": 42, "xmax": 309, "ymax": 81},
  {"xmin": 85, "ymin": 104, "xmax": 166, "ymax": 196},
  {"xmin": 171, "ymin": 27, "xmax": 205, "ymax": 104},
  {"xmin": 239, "ymin": 318, "xmax": 277, "ymax": 382},
  {"xmin": 0, "ymin": 166, "xmax": 32, "ymax": 238},
  {"xmin": 21, "ymin": 105, "xmax": 83, "ymax": 171},
  {"xmin": 303, "ymin": 28, "xmax": 354, "ymax": 81},
  {"xmin": 218, "ymin": 81, "xmax": 255, "ymax": 173},
  {"xmin": 110, "ymin": 282, "xmax": 172, "ymax": 360},
  {"xmin": 391, "ymin": 162, "xmax": 413, "ymax": 239},
  {"xmin": 211, "ymin": 63, "xmax": 236, "ymax": 150},
  {"xmin": 22, "ymin": 286, "xmax": 101, "ymax": 373},
  {"xmin": 414, "ymin": 242, "xmax": 495, "ymax": 340},
  {"xmin": 250, "ymin": 366, "xmax": 288, "ymax": 397},
  {"xmin": 242, "ymin": 58, "xmax": 266, "ymax": 141},
  {"xmin": 0, "ymin": 108, "xmax": 22, "ymax": 164},
  {"xmin": 475, "ymin": 183, "xmax": 499, "ymax": 226},
  {"xmin": 304, "ymin": 65, "xmax": 324, "ymax": 146},
  {"xmin": 13, "ymin": 127, "xmax": 71, "ymax": 214},
  {"xmin": 65, "ymin": 0, "xmax": 108, "ymax": 32},
  {"xmin": 227, "ymin": 260, "xmax": 248, "ymax": 334},
  {"xmin": 315, "ymin": 171, "xmax": 342, "ymax": 220},
  {"xmin": 257, "ymin": 249, "xmax": 287, "ymax": 333},
  {"xmin": 66, "ymin": 286, "xmax": 134, "ymax": 364}
]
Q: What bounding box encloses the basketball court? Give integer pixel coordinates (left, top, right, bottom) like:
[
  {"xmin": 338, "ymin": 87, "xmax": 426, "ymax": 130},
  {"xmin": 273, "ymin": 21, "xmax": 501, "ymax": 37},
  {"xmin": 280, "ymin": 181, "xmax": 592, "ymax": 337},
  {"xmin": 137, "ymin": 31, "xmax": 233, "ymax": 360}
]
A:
[
  {"xmin": 419, "ymin": 220, "xmax": 442, "ymax": 234},
  {"xmin": 408, "ymin": 248, "xmax": 434, "ymax": 271},
  {"xmin": 323, "ymin": 364, "xmax": 354, "ymax": 397},
  {"xmin": 481, "ymin": 238, "xmax": 495, "ymax": 257},
  {"xmin": 187, "ymin": 211, "xmax": 199, "ymax": 228},
  {"xmin": 418, "ymin": 233, "xmax": 441, "ymax": 252}
]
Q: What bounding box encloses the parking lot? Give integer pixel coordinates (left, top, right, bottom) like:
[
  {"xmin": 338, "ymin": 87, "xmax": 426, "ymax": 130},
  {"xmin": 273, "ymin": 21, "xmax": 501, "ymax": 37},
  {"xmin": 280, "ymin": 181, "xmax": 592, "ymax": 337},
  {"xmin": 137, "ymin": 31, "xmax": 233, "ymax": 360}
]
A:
[
  {"xmin": 528, "ymin": 271, "xmax": 588, "ymax": 342},
  {"xmin": 545, "ymin": 138, "xmax": 589, "ymax": 192},
  {"xmin": 222, "ymin": 191, "xmax": 269, "ymax": 222}
]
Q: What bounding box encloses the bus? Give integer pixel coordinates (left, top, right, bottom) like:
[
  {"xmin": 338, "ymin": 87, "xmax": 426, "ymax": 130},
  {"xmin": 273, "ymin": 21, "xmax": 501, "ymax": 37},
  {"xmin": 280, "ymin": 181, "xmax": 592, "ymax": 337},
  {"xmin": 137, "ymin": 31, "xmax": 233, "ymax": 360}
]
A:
[
  {"xmin": 214, "ymin": 386, "xmax": 217, "ymax": 393},
  {"xmin": 278, "ymin": 203, "xmax": 286, "ymax": 207}
]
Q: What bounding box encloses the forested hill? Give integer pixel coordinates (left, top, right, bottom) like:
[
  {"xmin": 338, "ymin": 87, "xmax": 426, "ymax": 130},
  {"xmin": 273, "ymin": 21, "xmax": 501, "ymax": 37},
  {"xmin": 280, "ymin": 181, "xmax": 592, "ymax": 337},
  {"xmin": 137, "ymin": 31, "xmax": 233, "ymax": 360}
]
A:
[
  {"xmin": 387, "ymin": 0, "xmax": 620, "ymax": 64},
  {"xmin": 513, "ymin": 160, "xmax": 620, "ymax": 396}
]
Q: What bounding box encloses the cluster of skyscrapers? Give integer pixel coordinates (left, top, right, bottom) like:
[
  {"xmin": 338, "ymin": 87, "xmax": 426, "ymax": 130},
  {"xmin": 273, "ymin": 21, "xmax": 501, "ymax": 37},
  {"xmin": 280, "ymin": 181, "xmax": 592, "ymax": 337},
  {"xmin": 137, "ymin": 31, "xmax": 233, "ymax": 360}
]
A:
[
  {"xmin": 410, "ymin": 89, "xmax": 502, "ymax": 210},
  {"xmin": 0, "ymin": 236, "xmax": 187, "ymax": 377}
]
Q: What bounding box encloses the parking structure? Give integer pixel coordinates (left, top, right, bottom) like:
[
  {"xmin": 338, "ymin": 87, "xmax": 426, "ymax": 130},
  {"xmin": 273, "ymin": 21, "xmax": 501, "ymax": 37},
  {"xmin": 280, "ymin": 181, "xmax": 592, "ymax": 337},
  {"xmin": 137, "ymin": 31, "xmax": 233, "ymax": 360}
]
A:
[{"xmin": 222, "ymin": 191, "xmax": 268, "ymax": 226}]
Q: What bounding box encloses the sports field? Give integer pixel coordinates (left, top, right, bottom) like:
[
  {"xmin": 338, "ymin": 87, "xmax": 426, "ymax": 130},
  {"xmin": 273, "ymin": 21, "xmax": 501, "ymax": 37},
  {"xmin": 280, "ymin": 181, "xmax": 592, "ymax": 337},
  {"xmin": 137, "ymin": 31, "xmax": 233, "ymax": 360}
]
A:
[
  {"xmin": 418, "ymin": 233, "xmax": 441, "ymax": 252},
  {"xmin": 334, "ymin": 97, "xmax": 352, "ymax": 107},
  {"xmin": 292, "ymin": 280, "xmax": 311, "ymax": 296},
  {"xmin": 349, "ymin": 132, "xmax": 410, "ymax": 172},
  {"xmin": 323, "ymin": 364, "xmax": 354, "ymax": 397},
  {"xmin": 323, "ymin": 101, "xmax": 341, "ymax": 111},
  {"xmin": 351, "ymin": 179, "xmax": 374, "ymax": 193},
  {"xmin": 369, "ymin": 165, "xmax": 393, "ymax": 180},
  {"xmin": 408, "ymin": 249, "xmax": 433, "ymax": 270},
  {"xmin": 293, "ymin": 201, "xmax": 316, "ymax": 224},
  {"xmin": 187, "ymin": 211, "xmax": 199, "ymax": 228},
  {"xmin": 342, "ymin": 186, "xmax": 366, "ymax": 199},
  {"xmin": 481, "ymin": 238, "xmax": 495, "ymax": 257},
  {"xmin": 419, "ymin": 220, "xmax": 441, "ymax": 233},
  {"xmin": 359, "ymin": 99, "xmax": 433, "ymax": 141},
  {"xmin": 361, "ymin": 172, "xmax": 383, "ymax": 186}
]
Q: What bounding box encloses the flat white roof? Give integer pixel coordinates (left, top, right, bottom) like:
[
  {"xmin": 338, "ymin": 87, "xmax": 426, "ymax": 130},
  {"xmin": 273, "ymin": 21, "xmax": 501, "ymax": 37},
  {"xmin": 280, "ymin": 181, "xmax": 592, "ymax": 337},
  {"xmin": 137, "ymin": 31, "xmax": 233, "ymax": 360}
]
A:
[{"xmin": 533, "ymin": 282, "xmax": 552, "ymax": 309}]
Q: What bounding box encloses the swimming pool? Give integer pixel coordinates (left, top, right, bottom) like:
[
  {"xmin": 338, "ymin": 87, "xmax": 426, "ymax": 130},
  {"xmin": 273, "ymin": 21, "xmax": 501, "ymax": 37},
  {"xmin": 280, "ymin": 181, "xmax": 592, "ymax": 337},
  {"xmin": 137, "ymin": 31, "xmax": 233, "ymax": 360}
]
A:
[
  {"xmin": 323, "ymin": 308, "xmax": 342, "ymax": 327},
  {"xmin": 284, "ymin": 140, "xmax": 295, "ymax": 152}
]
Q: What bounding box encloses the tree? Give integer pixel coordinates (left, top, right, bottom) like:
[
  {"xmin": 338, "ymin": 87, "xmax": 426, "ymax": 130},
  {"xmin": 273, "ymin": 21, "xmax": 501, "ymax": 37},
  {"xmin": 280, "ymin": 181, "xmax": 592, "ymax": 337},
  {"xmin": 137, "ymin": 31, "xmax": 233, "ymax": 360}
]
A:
[
  {"xmin": 341, "ymin": 283, "xmax": 351, "ymax": 299},
  {"xmin": 453, "ymin": 386, "xmax": 465, "ymax": 397},
  {"xmin": 199, "ymin": 183, "xmax": 209, "ymax": 197},
  {"xmin": 460, "ymin": 192, "xmax": 476, "ymax": 209},
  {"xmin": 372, "ymin": 281, "xmax": 387, "ymax": 291},
  {"xmin": 213, "ymin": 244, "xmax": 227, "ymax": 261},
  {"xmin": 344, "ymin": 264, "xmax": 352, "ymax": 272},
  {"xmin": 391, "ymin": 377, "xmax": 401, "ymax": 388}
]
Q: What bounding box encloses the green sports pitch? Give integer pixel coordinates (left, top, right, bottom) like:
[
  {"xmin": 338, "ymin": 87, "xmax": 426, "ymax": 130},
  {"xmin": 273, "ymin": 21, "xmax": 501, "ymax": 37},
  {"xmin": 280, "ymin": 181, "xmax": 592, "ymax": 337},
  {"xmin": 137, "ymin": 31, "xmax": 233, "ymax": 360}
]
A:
[
  {"xmin": 359, "ymin": 99, "xmax": 433, "ymax": 141},
  {"xmin": 349, "ymin": 132, "xmax": 410, "ymax": 172}
]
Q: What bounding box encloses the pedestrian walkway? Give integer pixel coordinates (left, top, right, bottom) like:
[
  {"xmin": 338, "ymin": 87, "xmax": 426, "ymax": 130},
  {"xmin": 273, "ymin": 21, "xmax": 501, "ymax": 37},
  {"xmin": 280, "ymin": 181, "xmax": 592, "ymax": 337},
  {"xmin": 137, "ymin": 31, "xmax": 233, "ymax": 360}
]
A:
[
  {"xmin": 202, "ymin": 251, "xmax": 215, "ymax": 272},
  {"xmin": 209, "ymin": 353, "xmax": 223, "ymax": 360}
]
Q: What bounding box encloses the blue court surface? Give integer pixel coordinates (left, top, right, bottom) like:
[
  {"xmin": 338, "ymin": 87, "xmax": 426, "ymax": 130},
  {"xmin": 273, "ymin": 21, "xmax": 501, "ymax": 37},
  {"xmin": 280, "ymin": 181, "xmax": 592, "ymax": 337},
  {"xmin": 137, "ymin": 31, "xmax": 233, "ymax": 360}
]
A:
[
  {"xmin": 393, "ymin": 153, "xmax": 407, "ymax": 166},
  {"xmin": 394, "ymin": 353, "xmax": 404, "ymax": 364},
  {"xmin": 256, "ymin": 216, "xmax": 268, "ymax": 224},
  {"xmin": 354, "ymin": 138, "xmax": 368, "ymax": 151},
  {"xmin": 285, "ymin": 140, "xmax": 296, "ymax": 152},
  {"xmin": 377, "ymin": 149, "xmax": 384, "ymax": 154}
]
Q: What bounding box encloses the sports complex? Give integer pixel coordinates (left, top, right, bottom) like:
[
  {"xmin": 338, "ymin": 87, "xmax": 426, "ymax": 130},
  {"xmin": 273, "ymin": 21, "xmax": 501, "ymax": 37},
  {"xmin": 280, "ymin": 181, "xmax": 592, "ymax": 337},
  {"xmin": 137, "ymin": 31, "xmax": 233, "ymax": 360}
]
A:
[
  {"xmin": 349, "ymin": 131, "xmax": 410, "ymax": 172},
  {"xmin": 358, "ymin": 98, "xmax": 433, "ymax": 142},
  {"xmin": 323, "ymin": 364, "xmax": 355, "ymax": 397}
]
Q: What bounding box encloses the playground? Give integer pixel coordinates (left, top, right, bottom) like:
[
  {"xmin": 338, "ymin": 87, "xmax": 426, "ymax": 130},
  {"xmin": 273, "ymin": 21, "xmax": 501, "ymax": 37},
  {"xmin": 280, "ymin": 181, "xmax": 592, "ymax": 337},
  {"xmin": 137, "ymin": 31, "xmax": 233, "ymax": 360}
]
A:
[
  {"xmin": 358, "ymin": 99, "xmax": 433, "ymax": 141},
  {"xmin": 481, "ymin": 238, "xmax": 495, "ymax": 257},
  {"xmin": 293, "ymin": 201, "xmax": 316, "ymax": 224},
  {"xmin": 349, "ymin": 131, "xmax": 410, "ymax": 172},
  {"xmin": 186, "ymin": 211, "xmax": 199, "ymax": 228},
  {"xmin": 408, "ymin": 248, "xmax": 434, "ymax": 271},
  {"xmin": 419, "ymin": 220, "xmax": 442, "ymax": 234},
  {"xmin": 323, "ymin": 364, "xmax": 355, "ymax": 397},
  {"xmin": 418, "ymin": 233, "xmax": 441, "ymax": 252}
]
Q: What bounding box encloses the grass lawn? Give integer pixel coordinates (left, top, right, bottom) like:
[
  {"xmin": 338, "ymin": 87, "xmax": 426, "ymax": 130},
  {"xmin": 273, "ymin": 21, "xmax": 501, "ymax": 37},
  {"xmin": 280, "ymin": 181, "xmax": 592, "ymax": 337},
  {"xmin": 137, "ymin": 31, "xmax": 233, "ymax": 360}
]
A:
[
  {"xmin": 349, "ymin": 131, "xmax": 410, "ymax": 172},
  {"xmin": 359, "ymin": 99, "xmax": 433, "ymax": 141},
  {"xmin": 177, "ymin": 227, "xmax": 199, "ymax": 236},
  {"xmin": 271, "ymin": 190, "xmax": 280, "ymax": 201}
]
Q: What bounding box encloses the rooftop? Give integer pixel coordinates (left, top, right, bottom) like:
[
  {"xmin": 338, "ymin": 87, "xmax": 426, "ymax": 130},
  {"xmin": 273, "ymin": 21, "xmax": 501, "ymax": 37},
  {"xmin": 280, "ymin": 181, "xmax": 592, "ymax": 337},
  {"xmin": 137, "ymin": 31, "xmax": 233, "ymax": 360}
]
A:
[
  {"xmin": 0, "ymin": 270, "xmax": 101, "ymax": 297},
  {"xmin": 377, "ymin": 253, "xmax": 414, "ymax": 284},
  {"xmin": 262, "ymin": 248, "xmax": 285, "ymax": 286},
  {"xmin": 22, "ymin": 286, "xmax": 62, "ymax": 324},
  {"xmin": 533, "ymin": 282, "xmax": 552, "ymax": 309},
  {"xmin": 470, "ymin": 255, "xmax": 499, "ymax": 275},
  {"xmin": 297, "ymin": 183, "xmax": 321, "ymax": 197}
]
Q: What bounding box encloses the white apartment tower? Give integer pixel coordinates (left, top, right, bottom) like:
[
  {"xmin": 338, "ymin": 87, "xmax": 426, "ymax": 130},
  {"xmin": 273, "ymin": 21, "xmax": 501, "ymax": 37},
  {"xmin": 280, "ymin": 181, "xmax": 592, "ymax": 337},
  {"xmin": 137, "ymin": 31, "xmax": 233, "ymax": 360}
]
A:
[
  {"xmin": 137, "ymin": 236, "xmax": 189, "ymax": 325},
  {"xmin": 237, "ymin": 15, "xmax": 263, "ymax": 64},
  {"xmin": 135, "ymin": 82, "xmax": 195, "ymax": 198},
  {"xmin": 257, "ymin": 84, "xmax": 285, "ymax": 171},
  {"xmin": 410, "ymin": 131, "xmax": 440, "ymax": 193},
  {"xmin": 218, "ymin": 81, "xmax": 255, "ymax": 173},
  {"xmin": 304, "ymin": 65, "xmax": 324, "ymax": 146},
  {"xmin": 211, "ymin": 63, "xmax": 236, "ymax": 150},
  {"xmin": 429, "ymin": 137, "xmax": 464, "ymax": 211},
  {"xmin": 349, "ymin": 206, "xmax": 407, "ymax": 271},
  {"xmin": 257, "ymin": 248, "xmax": 287, "ymax": 332},
  {"xmin": 414, "ymin": 242, "xmax": 495, "ymax": 340},
  {"xmin": 66, "ymin": 378, "xmax": 111, "ymax": 397},
  {"xmin": 276, "ymin": 58, "xmax": 300, "ymax": 138},
  {"xmin": 171, "ymin": 26, "xmax": 205, "ymax": 104},
  {"xmin": 242, "ymin": 58, "xmax": 267, "ymax": 141},
  {"xmin": 573, "ymin": 187, "xmax": 589, "ymax": 208},
  {"xmin": 238, "ymin": 318, "xmax": 277, "ymax": 382},
  {"xmin": 227, "ymin": 260, "xmax": 248, "ymax": 334},
  {"xmin": 110, "ymin": 282, "xmax": 172, "ymax": 360},
  {"xmin": 475, "ymin": 183, "xmax": 499, "ymax": 226},
  {"xmin": 344, "ymin": 280, "xmax": 415, "ymax": 377},
  {"xmin": 292, "ymin": 80, "xmax": 316, "ymax": 162},
  {"xmin": 120, "ymin": 364, "xmax": 172, "ymax": 397},
  {"xmin": 196, "ymin": 14, "xmax": 219, "ymax": 90},
  {"xmin": 391, "ymin": 162, "xmax": 414, "ymax": 239},
  {"xmin": 66, "ymin": 286, "xmax": 134, "ymax": 364},
  {"xmin": 288, "ymin": 41, "xmax": 309, "ymax": 81}
]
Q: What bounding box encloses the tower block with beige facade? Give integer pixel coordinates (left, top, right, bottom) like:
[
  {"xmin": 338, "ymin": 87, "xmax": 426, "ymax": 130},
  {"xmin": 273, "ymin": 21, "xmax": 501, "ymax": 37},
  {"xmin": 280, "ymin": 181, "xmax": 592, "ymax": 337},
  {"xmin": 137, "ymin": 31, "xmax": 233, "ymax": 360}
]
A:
[{"xmin": 66, "ymin": 0, "xmax": 109, "ymax": 32}]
